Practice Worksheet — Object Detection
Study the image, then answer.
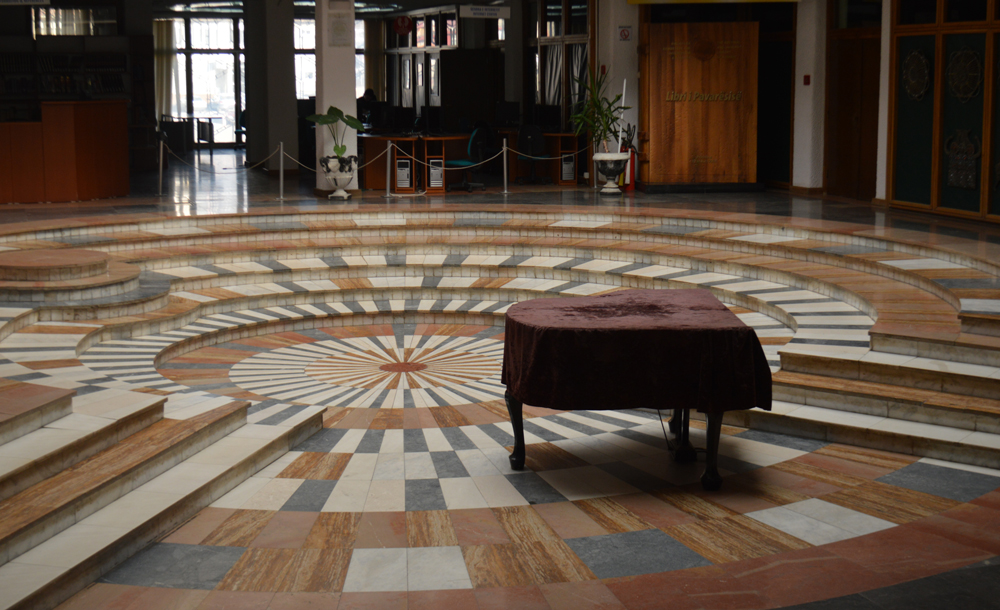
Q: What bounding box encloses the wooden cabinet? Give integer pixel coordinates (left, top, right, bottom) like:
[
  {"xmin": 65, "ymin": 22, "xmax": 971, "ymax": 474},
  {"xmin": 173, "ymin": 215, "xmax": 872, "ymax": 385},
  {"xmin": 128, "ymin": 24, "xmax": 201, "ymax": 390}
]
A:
[{"xmin": 0, "ymin": 100, "xmax": 128, "ymax": 204}]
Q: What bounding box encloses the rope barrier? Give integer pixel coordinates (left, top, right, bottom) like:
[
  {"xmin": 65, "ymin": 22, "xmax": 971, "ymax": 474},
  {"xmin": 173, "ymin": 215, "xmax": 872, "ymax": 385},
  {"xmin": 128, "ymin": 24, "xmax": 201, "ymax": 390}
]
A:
[
  {"xmin": 283, "ymin": 151, "xmax": 317, "ymax": 173},
  {"xmin": 163, "ymin": 143, "xmax": 280, "ymax": 174},
  {"xmin": 390, "ymin": 142, "xmax": 507, "ymax": 171},
  {"xmin": 284, "ymin": 144, "xmax": 389, "ymax": 174}
]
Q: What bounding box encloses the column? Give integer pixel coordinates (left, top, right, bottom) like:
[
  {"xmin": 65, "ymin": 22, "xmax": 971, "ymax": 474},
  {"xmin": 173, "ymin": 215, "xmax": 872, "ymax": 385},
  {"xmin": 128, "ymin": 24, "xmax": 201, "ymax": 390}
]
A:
[
  {"xmin": 792, "ymin": 0, "xmax": 827, "ymax": 190},
  {"xmin": 315, "ymin": 0, "xmax": 358, "ymax": 190},
  {"xmin": 244, "ymin": 0, "xmax": 299, "ymax": 171},
  {"xmin": 875, "ymin": 0, "xmax": 891, "ymax": 201}
]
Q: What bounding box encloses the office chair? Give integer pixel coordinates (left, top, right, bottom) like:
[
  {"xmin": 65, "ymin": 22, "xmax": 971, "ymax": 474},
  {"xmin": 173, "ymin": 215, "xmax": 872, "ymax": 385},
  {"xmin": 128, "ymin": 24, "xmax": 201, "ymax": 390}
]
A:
[
  {"xmin": 445, "ymin": 128, "xmax": 487, "ymax": 192},
  {"xmin": 234, "ymin": 110, "xmax": 247, "ymax": 149},
  {"xmin": 516, "ymin": 124, "xmax": 551, "ymax": 185}
]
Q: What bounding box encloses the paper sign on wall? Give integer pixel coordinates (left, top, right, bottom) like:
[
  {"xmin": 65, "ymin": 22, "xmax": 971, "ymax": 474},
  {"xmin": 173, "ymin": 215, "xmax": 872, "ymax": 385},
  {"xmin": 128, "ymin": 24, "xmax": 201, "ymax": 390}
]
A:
[
  {"xmin": 329, "ymin": 12, "xmax": 353, "ymax": 47},
  {"xmin": 460, "ymin": 5, "xmax": 511, "ymax": 19}
]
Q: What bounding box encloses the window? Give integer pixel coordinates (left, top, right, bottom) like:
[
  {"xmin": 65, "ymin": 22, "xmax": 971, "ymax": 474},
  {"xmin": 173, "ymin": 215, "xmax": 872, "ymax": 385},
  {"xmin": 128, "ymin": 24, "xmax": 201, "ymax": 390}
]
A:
[
  {"xmin": 190, "ymin": 18, "xmax": 234, "ymax": 50},
  {"xmin": 294, "ymin": 19, "xmax": 316, "ymax": 99},
  {"xmin": 356, "ymin": 20, "xmax": 366, "ymax": 99},
  {"xmin": 32, "ymin": 7, "xmax": 117, "ymax": 37},
  {"xmin": 171, "ymin": 17, "xmax": 242, "ymax": 144}
]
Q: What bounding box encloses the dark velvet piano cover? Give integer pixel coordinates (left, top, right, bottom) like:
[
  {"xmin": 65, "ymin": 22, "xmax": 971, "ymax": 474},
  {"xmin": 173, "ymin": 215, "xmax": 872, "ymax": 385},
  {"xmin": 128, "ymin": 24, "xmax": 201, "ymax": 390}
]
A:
[{"xmin": 501, "ymin": 289, "xmax": 772, "ymax": 413}]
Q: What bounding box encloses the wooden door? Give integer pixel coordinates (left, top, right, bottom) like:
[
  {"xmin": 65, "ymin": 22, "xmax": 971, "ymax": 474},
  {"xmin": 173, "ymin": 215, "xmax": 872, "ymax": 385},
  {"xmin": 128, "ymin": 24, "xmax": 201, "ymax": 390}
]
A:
[
  {"xmin": 643, "ymin": 22, "xmax": 758, "ymax": 184},
  {"xmin": 825, "ymin": 31, "xmax": 880, "ymax": 200}
]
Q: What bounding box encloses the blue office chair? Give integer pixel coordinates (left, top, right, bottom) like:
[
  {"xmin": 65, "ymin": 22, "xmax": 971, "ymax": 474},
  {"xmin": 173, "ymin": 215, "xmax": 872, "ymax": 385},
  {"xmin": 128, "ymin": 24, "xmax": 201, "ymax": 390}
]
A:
[
  {"xmin": 445, "ymin": 128, "xmax": 487, "ymax": 192},
  {"xmin": 516, "ymin": 124, "xmax": 551, "ymax": 185}
]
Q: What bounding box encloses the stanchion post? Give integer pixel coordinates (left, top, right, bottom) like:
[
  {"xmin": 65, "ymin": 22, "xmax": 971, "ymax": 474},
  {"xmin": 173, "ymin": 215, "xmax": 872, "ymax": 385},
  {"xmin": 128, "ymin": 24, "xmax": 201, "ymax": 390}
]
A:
[
  {"xmin": 383, "ymin": 141, "xmax": 394, "ymax": 199},
  {"xmin": 277, "ymin": 142, "xmax": 285, "ymax": 201},
  {"xmin": 158, "ymin": 138, "xmax": 164, "ymax": 197},
  {"xmin": 593, "ymin": 158, "xmax": 599, "ymax": 190},
  {"xmin": 502, "ymin": 138, "xmax": 509, "ymax": 195}
]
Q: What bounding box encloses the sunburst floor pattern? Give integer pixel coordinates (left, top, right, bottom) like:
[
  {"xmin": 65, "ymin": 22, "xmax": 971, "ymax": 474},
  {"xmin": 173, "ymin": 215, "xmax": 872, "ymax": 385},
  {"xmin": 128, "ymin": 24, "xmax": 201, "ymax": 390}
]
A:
[{"xmin": 161, "ymin": 324, "xmax": 507, "ymax": 409}]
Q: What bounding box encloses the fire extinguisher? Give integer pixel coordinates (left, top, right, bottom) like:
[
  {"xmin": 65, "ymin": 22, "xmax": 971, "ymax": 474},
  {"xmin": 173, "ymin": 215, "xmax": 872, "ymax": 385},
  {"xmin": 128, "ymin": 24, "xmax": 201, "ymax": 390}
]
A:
[
  {"xmin": 618, "ymin": 123, "xmax": 637, "ymax": 191},
  {"xmin": 618, "ymin": 145, "xmax": 637, "ymax": 191}
]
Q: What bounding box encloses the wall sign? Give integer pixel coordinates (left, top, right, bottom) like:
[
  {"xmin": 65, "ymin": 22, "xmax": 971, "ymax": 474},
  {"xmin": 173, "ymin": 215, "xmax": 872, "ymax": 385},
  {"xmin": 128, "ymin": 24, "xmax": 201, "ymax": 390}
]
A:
[
  {"xmin": 394, "ymin": 16, "xmax": 413, "ymax": 36},
  {"xmin": 460, "ymin": 5, "xmax": 511, "ymax": 19},
  {"xmin": 619, "ymin": 26, "xmax": 632, "ymax": 42}
]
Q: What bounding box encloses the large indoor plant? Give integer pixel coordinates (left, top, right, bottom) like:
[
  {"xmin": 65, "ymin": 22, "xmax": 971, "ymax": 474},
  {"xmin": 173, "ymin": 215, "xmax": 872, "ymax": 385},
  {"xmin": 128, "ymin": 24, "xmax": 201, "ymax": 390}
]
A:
[
  {"xmin": 571, "ymin": 70, "xmax": 631, "ymax": 195},
  {"xmin": 307, "ymin": 105, "xmax": 364, "ymax": 199}
]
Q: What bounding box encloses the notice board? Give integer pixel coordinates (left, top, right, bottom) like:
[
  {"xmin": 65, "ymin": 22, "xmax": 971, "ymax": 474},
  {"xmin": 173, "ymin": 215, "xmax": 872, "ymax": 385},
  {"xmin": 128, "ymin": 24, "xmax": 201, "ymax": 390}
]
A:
[{"xmin": 642, "ymin": 22, "xmax": 758, "ymax": 184}]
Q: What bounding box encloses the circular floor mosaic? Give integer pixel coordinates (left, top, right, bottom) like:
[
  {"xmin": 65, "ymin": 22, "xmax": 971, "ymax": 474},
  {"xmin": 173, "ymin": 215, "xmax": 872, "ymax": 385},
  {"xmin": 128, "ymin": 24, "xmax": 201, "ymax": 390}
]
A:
[{"xmin": 159, "ymin": 324, "xmax": 506, "ymax": 408}]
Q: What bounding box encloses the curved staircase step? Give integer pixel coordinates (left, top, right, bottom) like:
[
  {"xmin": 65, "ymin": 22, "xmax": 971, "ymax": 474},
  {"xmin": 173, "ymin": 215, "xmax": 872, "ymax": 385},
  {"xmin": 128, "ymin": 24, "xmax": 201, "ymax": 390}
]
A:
[
  {"xmin": 779, "ymin": 345, "xmax": 1000, "ymax": 400},
  {"xmin": 772, "ymin": 370, "xmax": 1000, "ymax": 434},
  {"xmin": 0, "ymin": 405, "xmax": 323, "ymax": 610},
  {"xmin": 0, "ymin": 389, "xmax": 165, "ymax": 502},
  {"xmin": 0, "ymin": 381, "xmax": 75, "ymax": 445},
  {"xmin": 0, "ymin": 401, "xmax": 248, "ymax": 568}
]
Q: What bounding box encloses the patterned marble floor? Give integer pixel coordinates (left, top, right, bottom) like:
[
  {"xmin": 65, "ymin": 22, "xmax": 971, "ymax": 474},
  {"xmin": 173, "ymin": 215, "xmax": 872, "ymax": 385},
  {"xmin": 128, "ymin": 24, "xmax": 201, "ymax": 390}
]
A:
[
  {"xmin": 0, "ymin": 155, "xmax": 996, "ymax": 609},
  {"xmin": 56, "ymin": 323, "xmax": 1000, "ymax": 610}
]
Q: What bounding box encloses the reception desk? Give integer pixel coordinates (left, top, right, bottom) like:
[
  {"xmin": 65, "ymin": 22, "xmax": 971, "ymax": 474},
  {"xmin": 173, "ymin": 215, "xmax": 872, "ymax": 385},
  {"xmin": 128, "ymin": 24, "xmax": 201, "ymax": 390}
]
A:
[{"xmin": 0, "ymin": 101, "xmax": 129, "ymax": 204}]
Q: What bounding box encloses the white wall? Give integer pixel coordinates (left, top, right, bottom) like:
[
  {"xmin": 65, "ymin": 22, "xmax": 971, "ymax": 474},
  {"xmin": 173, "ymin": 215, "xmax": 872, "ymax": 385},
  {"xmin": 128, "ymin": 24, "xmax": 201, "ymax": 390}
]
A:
[
  {"xmin": 315, "ymin": 0, "xmax": 359, "ymax": 190},
  {"xmin": 875, "ymin": 0, "xmax": 891, "ymax": 200},
  {"xmin": 792, "ymin": 0, "xmax": 827, "ymax": 189},
  {"xmin": 595, "ymin": 0, "xmax": 639, "ymax": 148}
]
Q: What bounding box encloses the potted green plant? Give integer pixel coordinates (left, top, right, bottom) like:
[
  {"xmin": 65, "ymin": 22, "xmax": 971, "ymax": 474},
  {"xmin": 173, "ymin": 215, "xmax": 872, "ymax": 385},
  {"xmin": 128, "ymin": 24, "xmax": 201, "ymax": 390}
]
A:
[
  {"xmin": 571, "ymin": 70, "xmax": 631, "ymax": 195},
  {"xmin": 307, "ymin": 105, "xmax": 365, "ymax": 199}
]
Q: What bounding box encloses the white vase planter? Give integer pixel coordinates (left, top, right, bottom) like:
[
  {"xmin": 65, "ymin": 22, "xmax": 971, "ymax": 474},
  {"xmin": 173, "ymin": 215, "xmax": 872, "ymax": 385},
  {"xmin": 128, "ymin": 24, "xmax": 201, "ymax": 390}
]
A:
[
  {"xmin": 592, "ymin": 152, "xmax": 630, "ymax": 195},
  {"xmin": 320, "ymin": 155, "xmax": 358, "ymax": 199}
]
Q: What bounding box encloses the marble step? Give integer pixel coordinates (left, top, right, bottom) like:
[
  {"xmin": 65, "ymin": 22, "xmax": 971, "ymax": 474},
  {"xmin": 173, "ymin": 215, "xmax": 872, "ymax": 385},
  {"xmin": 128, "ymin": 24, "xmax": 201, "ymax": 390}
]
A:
[
  {"xmin": 0, "ymin": 381, "xmax": 75, "ymax": 446},
  {"xmin": 0, "ymin": 400, "xmax": 249, "ymax": 570},
  {"xmin": 0, "ymin": 405, "xmax": 324, "ymax": 610},
  {"xmin": 778, "ymin": 345, "xmax": 1000, "ymax": 400},
  {"xmin": 871, "ymin": 328, "xmax": 1000, "ymax": 368},
  {"xmin": 0, "ymin": 389, "xmax": 165, "ymax": 502},
  {"xmin": 959, "ymin": 311, "xmax": 1000, "ymax": 339},
  {"xmin": 699, "ymin": 400, "xmax": 1000, "ymax": 471},
  {"xmin": 771, "ymin": 370, "xmax": 1000, "ymax": 434}
]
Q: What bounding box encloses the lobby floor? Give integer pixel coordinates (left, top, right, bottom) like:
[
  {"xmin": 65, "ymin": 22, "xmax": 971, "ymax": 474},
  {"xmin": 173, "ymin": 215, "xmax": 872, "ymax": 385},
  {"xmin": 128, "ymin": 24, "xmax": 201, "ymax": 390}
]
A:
[{"xmin": 1, "ymin": 151, "xmax": 998, "ymax": 610}]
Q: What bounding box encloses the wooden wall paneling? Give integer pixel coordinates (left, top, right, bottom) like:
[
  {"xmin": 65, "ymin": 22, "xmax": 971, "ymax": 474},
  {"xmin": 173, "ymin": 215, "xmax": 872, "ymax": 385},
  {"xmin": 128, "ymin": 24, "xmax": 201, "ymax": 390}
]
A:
[
  {"xmin": 858, "ymin": 36, "xmax": 882, "ymax": 201},
  {"xmin": 638, "ymin": 19, "xmax": 650, "ymax": 183},
  {"xmin": 931, "ymin": 31, "xmax": 943, "ymax": 209},
  {"xmin": 0, "ymin": 124, "xmax": 11, "ymax": 205},
  {"xmin": 982, "ymin": 31, "xmax": 995, "ymax": 216},
  {"xmin": 645, "ymin": 22, "xmax": 758, "ymax": 184},
  {"xmin": 97, "ymin": 101, "xmax": 129, "ymax": 199},
  {"xmin": 8, "ymin": 122, "xmax": 46, "ymax": 204},
  {"xmin": 41, "ymin": 103, "xmax": 79, "ymax": 203}
]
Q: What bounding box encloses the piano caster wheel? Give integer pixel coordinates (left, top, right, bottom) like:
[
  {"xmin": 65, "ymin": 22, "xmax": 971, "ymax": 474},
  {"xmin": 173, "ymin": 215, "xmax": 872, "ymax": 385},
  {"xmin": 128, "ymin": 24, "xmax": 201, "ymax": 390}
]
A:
[
  {"xmin": 674, "ymin": 445, "xmax": 697, "ymax": 464},
  {"xmin": 509, "ymin": 453, "xmax": 525, "ymax": 470},
  {"xmin": 701, "ymin": 468, "xmax": 722, "ymax": 491}
]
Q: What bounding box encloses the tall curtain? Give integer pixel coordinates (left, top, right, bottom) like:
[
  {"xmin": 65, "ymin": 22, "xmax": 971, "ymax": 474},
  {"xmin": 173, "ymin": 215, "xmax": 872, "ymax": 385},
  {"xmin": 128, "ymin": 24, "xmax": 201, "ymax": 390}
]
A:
[
  {"xmin": 544, "ymin": 44, "xmax": 562, "ymax": 106},
  {"xmin": 153, "ymin": 20, "xmax": 175, "ymax": 126},
  {"xmin": 569, "ymin": 43, "xmax": 588, "ymax": 114}
]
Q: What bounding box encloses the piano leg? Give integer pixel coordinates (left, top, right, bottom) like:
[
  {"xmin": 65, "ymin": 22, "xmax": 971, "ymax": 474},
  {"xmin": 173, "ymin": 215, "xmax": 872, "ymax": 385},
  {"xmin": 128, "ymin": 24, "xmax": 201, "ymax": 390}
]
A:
[
  {"xmin": 504, "ymin": 391, "xmax": 526, "ymax": 470},
  {"xmin": 673, "ymin": 408, "xmax": 698, "ymax": 463},
  {"xmin": 668, "ymin": 409, "xmax": 681, "ymax": 434},
  {"xmin": 701, "ymin": 412, "xmax": 723, "ymax": 491}
]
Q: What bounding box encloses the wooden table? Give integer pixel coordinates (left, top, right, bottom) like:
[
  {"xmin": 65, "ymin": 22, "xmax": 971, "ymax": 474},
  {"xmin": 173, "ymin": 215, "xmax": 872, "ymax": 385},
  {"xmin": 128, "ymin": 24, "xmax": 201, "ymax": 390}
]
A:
[{"xmin": 501, "ymin": 289, "xmax": 772, "ymax": 491}]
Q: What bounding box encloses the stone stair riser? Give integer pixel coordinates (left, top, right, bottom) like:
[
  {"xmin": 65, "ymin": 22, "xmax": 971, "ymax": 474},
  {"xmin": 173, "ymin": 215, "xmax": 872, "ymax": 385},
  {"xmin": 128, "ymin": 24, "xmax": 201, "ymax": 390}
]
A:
[
  {"xmin": 0, "ymin": 400, "xmax": 164, "ymax": 503},
  {"xmin": 7, "ymin": 411, "xmax": 323, "ymax": 610},
  {"xmin": 0, "ymin": 395, "xmax": 73, "ymax": 447},
  {"xmin": 780, "ymin": 353, "xmax": 1000, "ymax": 401},
  {"xmin": 0, "ymin": 407, "xmax": 246, "ymax": 568},
  {"xmin": 871, "ymin": 333, "xmax": 1000, "ymax": 368},
  {"xmin": 772, "ymin": 383, "xmax": 1000, "ymax": 434},
  {"xmin": 692, "ymin": 410, "xmax": 1000, "ymax": 470}
]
